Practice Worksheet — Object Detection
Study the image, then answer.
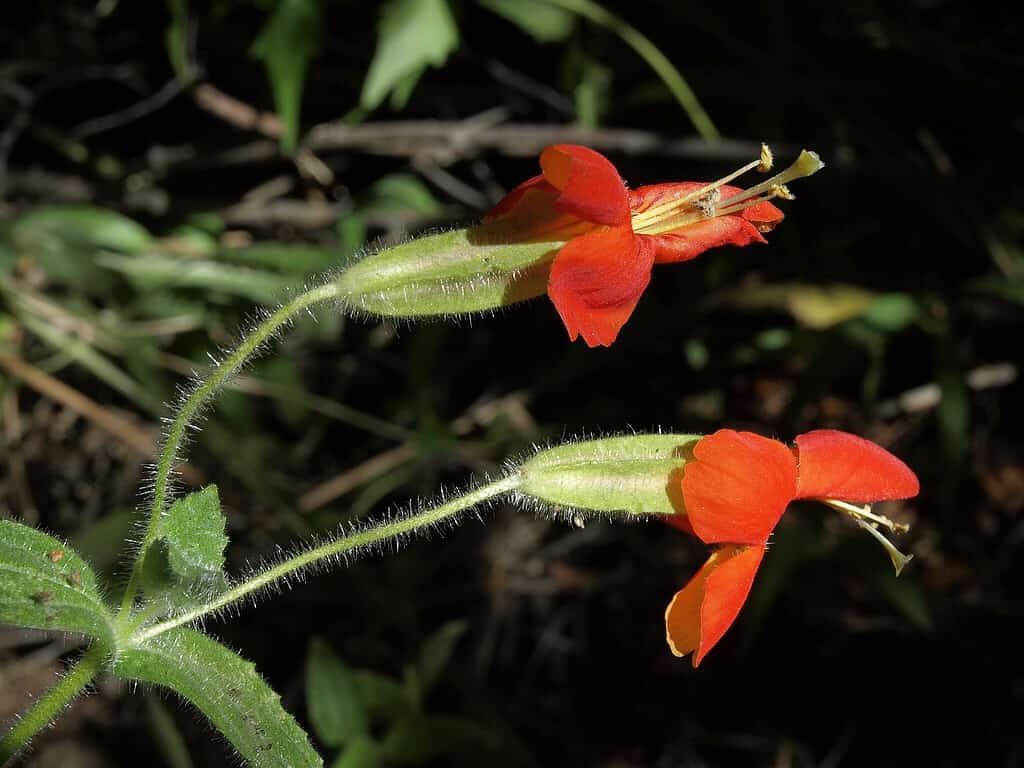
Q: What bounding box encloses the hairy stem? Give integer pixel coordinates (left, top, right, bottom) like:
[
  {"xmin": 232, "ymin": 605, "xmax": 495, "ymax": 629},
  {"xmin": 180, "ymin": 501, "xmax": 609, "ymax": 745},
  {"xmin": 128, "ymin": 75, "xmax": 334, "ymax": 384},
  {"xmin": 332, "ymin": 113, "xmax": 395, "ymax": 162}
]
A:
[
  {"xmin": 118, "ymin": 282, "xmax": 344, "ymax": 617},
  {"xmin": 130, "ymin": 476, "xmax": 520, "ymax": 644},
  {"xmin": 0, "ymin": 644, "xmax": 108, "ymax": 766}
]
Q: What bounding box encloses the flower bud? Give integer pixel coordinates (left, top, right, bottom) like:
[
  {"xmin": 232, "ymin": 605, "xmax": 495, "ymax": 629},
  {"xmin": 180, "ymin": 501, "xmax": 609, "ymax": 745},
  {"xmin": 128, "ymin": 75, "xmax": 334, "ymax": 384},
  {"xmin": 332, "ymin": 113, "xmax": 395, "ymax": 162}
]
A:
[
  {"xmin": 518, "ymin": 434, "xmax": 699, "ymax": 517},
  {"xmin": 335, "ymin": 228, "xmax": 562, "ymax": 318}
]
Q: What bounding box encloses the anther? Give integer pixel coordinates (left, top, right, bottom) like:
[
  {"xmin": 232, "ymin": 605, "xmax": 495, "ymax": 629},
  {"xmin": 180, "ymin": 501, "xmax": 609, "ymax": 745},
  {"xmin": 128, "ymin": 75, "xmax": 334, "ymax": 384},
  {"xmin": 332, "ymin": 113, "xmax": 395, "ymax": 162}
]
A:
[{"xmin": 758, "ymin": 143, "xmax": 774, "ymax": 173}]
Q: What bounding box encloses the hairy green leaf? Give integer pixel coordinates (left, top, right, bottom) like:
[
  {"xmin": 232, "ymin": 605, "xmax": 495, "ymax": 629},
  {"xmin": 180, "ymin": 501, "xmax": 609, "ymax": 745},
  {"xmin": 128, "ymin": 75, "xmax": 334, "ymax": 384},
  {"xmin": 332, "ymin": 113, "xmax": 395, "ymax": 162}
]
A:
[
  {"xmin": 0, "ymin": 519, "xmax": 113, "ymax": 645},
  {"xmin": 306, "ymin": 638, "xmax": 367, "ymax": 748},
  {"xmin": 160, "ymin": 486, "xmax": 228, "ymax": 585},
  {"xmin": 113, "ymin": 627, "xmax": 322, "ymax": 767},
  {"xmin": 361, "ymin": 0, "xmax": 458, "ymax": 111},
  {"xmin": 251, "ymin": 0, "xmax": 323, "ymax": 153},
  {"xmin": 479, "ymin": 0, "xmax": 574, "ymax": 42}
]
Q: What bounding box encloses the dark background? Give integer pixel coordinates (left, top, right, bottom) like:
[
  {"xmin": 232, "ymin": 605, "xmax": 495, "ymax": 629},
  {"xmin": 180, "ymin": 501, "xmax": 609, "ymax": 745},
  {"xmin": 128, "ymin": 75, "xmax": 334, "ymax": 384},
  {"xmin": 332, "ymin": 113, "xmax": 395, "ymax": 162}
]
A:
[{"xmin": 1, "ymin": 1, "xmax": 1022, "ymax": 766}]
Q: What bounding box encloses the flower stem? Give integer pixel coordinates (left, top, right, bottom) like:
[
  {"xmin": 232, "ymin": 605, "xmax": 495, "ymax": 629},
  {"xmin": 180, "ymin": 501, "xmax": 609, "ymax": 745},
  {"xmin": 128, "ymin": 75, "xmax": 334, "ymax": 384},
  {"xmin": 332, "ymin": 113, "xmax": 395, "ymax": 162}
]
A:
[
  {"xmin": 0, "ymin": 644, "xmax": 108, "ymax": 766},
  {"xmin": 118, "ymin": 282, "xmax": 344, "ymax": 618},
  {"xmin": 130, "ymin": 476, "xmax": 520, "ymax": 644}
]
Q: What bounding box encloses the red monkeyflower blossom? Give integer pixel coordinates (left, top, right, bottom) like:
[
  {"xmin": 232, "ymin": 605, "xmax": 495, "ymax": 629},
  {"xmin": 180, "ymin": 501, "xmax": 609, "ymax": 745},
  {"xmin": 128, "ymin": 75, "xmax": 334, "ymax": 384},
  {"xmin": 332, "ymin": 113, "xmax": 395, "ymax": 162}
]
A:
[
  {"xmin": 663, "ymin": 429, "xmax": 919, "ymax": 666},
  {"xmin": 484, "ymin": 143, "xmax": 823, "ymax": 347}
]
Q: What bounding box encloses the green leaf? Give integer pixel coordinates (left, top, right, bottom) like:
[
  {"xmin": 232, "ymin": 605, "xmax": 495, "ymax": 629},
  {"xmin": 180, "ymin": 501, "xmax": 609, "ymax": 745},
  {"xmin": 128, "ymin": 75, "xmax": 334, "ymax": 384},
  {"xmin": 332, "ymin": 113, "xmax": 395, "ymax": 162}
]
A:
[
  {"xmin": 352, "ymin": 670, "xmax": 415, "ymax": 723},
  {"xmin": 360, "ymin": 0, "xmax": 459, "ymax": 111},
  {"xmin": 72, "ymin": 509, "xmax": 135, "ymax": 586},
  {"xmin": 96, "ymin": 253, "xmax": 290, "ymax": 304},
  {"xmin": 573, "ymin": 56, "xmax": 612, "ymax": 129},
  {"xmin": 867, "ymin": 569, "xmax": 934, "ymax": 632},
  {"xmin": 416, "ymin": 620, "xmax": 467, "ymax": 695},
  {"xmin": 19, "ymin": 313, "xmax": 164, "ymax": 415},
  {"xmin": 251, "ymin": 0, "xmax": 323, "ymax": 153},
  {"xmin": 330, "ymin": 736, "xmax": 382, "ymax": 768},
  {"xmin": 146, "ymin": 696, "xmax": 195, "ymax": 768},
  {"xmin": 0, "ymin": 519, "xmax": 114, "ymax": 645},
  {"xmin": 217, "ymin": 243, "xmax": 339, "ymax": 274},
  {"xmin": 159, "ymin": 486, "xmax": 229, "ymax": 586},
  {"xmin": 11, "ymin": 206, "xmax": 153, "ymax": 254},
  {"xmin": 306, "ymin": 638, "xmax": 368, "ymax": 748},
  {"xmin": 381, "ymin": 715, "xmax": 498, "ymax": 763},
  {"xmin": 164, "ymin": 0, "xmax": 194, "ymax": 84},
  {"xmin": 863, "ymin": 293, "xmax": 918, "ymax": 332},
  {"xmin": 114, "ymin": 627, "xmax": 321, "ymax": 767},
  {"xmin": 479, "ymin": 0, "xmax": 574, "ymax": 42},
  {"xmin": 366, "ymin": 175, "xmax": 444, "ymax": 216}
]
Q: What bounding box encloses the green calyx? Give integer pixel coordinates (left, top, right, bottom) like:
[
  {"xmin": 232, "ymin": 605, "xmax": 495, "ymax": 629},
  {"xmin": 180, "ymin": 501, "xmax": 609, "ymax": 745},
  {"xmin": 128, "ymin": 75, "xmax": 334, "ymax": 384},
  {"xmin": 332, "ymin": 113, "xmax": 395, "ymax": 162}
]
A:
[
  {"xmin": 335, "ymin": 227, "xmax": 563, "ymax": 317},
  {"xmin": 519, "ymin": 434, "xmax": 701, "ymax": 518}
]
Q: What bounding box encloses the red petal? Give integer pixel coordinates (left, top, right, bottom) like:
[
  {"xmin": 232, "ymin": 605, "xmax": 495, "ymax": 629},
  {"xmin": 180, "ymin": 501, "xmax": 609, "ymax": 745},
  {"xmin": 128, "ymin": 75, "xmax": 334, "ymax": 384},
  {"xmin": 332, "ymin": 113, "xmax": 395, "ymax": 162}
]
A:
[
  {"xmin": 540, "ymin": 144, "xmax": 630, "ymax": 227},
  {"xmin": 794, "ymin": 430, "xmax": 920, "ymax": 502},
  {"xmin": 547, "ymin": 226, "xmax": 654, "ymax": 347},
  {"xmin": 665, "ymin": 543, "xmax": 766, "ymax": 667},
  {"xmin": 681, "ymin": 430, "xmax": 797, "ymax": 544},
  {"xmin": 485, "ymin": 174, "xmax": 551, "ymax": 220},
  {"xmin": 644, "ymin": 217, "xmax": 768, "ymax": 264}
]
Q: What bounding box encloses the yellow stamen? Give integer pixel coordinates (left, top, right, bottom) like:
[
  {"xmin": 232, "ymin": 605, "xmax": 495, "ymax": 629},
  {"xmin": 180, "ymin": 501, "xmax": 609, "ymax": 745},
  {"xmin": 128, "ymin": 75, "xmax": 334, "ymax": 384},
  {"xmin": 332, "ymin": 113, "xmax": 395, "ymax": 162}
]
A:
[
  {"xmin": 823, "ymin": 499, "xmax": 914, "ymax": 576},
  {"xmin": 630, "ymin": 146, "xmax": 825, "ymax": 236}
]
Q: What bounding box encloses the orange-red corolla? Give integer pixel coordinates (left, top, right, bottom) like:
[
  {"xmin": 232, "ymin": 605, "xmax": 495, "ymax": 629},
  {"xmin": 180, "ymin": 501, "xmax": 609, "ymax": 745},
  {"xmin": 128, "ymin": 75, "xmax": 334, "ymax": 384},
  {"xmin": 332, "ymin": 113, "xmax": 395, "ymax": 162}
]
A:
[
  {"xmin": 664, "ymin": 429, "xmax": 919, "ymax": 666},
  {"xmin": 485, "ymin": 144, "xmax": 823, "ymax": 347}
]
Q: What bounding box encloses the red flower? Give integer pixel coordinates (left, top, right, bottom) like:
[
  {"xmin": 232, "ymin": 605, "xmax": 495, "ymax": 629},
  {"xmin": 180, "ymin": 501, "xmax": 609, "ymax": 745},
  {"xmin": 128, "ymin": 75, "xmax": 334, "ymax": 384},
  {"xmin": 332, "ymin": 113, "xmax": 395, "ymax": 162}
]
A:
[
  {"xmin": 484, "ymin": 144, "xmax": 823, "ymax": 347},
  {"xmin": 664, "ymin": 429, "xmax": 919, "ymax": 666}
]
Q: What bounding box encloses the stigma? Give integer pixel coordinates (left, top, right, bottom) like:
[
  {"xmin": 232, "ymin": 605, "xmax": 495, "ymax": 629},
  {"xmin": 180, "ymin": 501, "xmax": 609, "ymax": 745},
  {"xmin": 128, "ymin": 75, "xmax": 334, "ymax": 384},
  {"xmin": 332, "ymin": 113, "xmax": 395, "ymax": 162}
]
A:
[
  {"xmin": 822, "ymin": 498, "xmax": 915, "ymax": 576},
  {"xmin": 630, "ymin": 144, "xmax": 825, "ymax": 236}
]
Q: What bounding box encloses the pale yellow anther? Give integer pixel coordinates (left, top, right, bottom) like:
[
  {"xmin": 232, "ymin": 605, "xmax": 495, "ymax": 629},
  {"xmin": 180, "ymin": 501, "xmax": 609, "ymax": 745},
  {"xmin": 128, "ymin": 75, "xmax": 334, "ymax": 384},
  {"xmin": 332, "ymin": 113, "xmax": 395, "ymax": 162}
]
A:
[
  {"xmin": 823, "ymin": 499, "xmax": 914, "ymax": 576},
  {"xmin": 758, "ymin": 143, "xmax": 774, "ymax": 172},
  {"xmin": 773, "ymin": 184, "xmax": 796, "ymax": 201}
]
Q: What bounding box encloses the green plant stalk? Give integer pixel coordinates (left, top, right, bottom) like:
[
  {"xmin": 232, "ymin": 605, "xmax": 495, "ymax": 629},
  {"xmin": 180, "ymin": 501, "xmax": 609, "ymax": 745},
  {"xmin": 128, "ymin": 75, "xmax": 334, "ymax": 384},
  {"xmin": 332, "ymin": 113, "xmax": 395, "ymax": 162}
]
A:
[
  {"xmin": 0, "ymin": 644, "xmax": 108, "ymax": 766},
  {"xmin": 118, "ymin": 282, "xmax": 344, "ymax": 617},
  {"xmin": 130, "ymin": 476, "xmax": 519, "ymax": 644},
  {"xmin": 541, "ymin": 0, "xmax": 719, "ymax": 141}
]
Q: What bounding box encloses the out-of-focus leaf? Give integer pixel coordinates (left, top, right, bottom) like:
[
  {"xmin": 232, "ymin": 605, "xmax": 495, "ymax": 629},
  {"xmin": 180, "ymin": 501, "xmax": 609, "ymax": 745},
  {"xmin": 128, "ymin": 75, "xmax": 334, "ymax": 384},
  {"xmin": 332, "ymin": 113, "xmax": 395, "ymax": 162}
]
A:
[
  {"xmin": 969, "ymin": 276, "xmax": 1024, "ymax": 306},
  {"xmin": 259, "ymin": 357, "xmax": 309, "ymax": 427},
  {"xmin": 717, "ymin": 282, "xmax": 878, "ymax": 329},
  {"xmin": 217, "ymin": 243, "xmax": 338, "ymax": 274},
  {"xmin": 146, "ymin": 696, "xmax": 195, "ymax": 768},
  {"xmin": 306, "ymin": 638, "xmax": 368, "ymax": 748},
  {"xmin": 740, "ymin": 517, "xmax": 826, "ymax": 651},
  {"xmin": 112, "ymin": 627, "xmax": 322, "ymax": 768},
  {"xmin": 479, "ymin": 0, "xmax": 574, "ymax": 42},
  {"xmin": 864, "ymin": 293, "xmax": 918, "ymax": 331},
  {"xmin": 0, "ymin": 519, "xmax": 114, "ymax": 645},
  {"xmin": 573, "ymin": 56, "xmax": 611, "ymax": 128},
  {"xmin": 251, "ymin": 0, "xmax": 323, "ymax": 153},
  {"xmin": 19, "ymin": 313, "xmax": 164, "ymax": 414},
  {"xmin": 352, "ymin": 670, "xmax": 415, "ymax": 723},
  {"xmin": 330, "ymin": 735, "xmax": 382, "ymax": 768},
  {"xmin": 367, "ymin": 174, "xmax": 444, "ymax": 216},
  {"xmin": 73, "ymin": 509, "xmax": 134, "ymax": 585},
  {"xmin": 936, "ymin": 334, "xmax": 969, "ymax": 466},
  {"xmin": 12, "ymin": 206, "xmax": 153, "ymax": 254},
  {"xmin": 164, "ymin": 0, "xmax": 194, "ymax": 84},
  {"xmin": 338, "ymin": 216, "xmax": 367, "ymax": 257},
  {"xmin": 867, "ymin": 569, "xmax": 934, "ymax": 632},
  {"xmin": 416, "ymin": 620, "xmax": 467, "ymax": 695},
  {"xmin": 96, "ymin": 253, "xmax": 290, "ymax": 304},
  {"xmin": 381, "ymin": 714, "xmax": 498, "ymax": 763},
  {"xmin": 360, "ymin": 0, "xmax": 458, "ymax": 111}
]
